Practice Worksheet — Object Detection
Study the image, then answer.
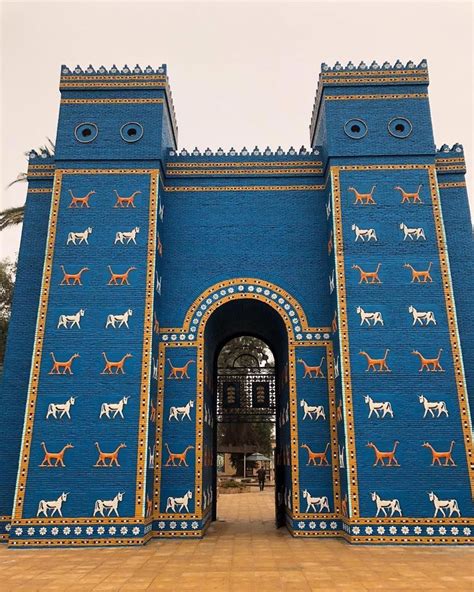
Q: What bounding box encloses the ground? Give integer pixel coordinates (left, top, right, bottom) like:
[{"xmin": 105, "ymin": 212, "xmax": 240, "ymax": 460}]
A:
[{"xmin": 1, "ymin": 490, "xmax": 472, "ymax": 591}]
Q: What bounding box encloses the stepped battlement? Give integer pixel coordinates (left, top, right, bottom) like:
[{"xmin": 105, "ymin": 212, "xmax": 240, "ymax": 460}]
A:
[
  {"xmin": 437, "ymin": 143, "xmax": 464, "ymax": 154},
  {"xmin": 167, "ymin": 146, "xmax": 320, "ymax": 158},
  {"xmin": 320, "ymin": 59, "xmax": 428, "ymax": 74}
]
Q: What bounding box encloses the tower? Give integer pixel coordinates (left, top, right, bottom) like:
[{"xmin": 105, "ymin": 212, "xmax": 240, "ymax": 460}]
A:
[
  {"xmin": 313, "ymin": 59, "xmax": 473, "ymax": 539},
  {"xmin": 4, "ymin": 65, "xmax": 175, "ymax": 546}
]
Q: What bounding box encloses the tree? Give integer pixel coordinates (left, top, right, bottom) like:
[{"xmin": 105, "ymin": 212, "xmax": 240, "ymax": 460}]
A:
[
  {"xmin": 0, "ymin": 140, "xmax": 54, "ymax": 232},
  {"xmin": 218, "ymin": 421, "xmax": 273, "ymax": 456},
  {"xmin": 0, "ymin": 259, "xmax": 16, "ymax": 366},
  {"xmin": 218, "ymin": 336, "xmax": 274, "ymax": 369},
  {"xmin": 0, "ymin": 206, "xmax": 25, "ymax": 231}
]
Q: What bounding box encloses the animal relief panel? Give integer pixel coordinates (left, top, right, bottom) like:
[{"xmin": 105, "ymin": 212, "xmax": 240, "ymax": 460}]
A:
[
  {"xmin": 11, "ymin": 170, "xmax": 159, "ymax": 543},
  {"xmin": 332, "ymin": 165, "xmax": 472, "ymax": 529},
  {"xmin": 295, "ymin": 344, "xmax": 339, "ymax": 522},
  {"xmin": 158, "ymin": 348, "xmax": 197, "ymax": 521}
]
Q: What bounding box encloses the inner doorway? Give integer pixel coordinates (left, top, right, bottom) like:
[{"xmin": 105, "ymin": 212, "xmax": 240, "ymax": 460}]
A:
[
  {"xmin": 202, "ymin": 298, "xmax": 290, "ymax": 530},
  {"xmin": 217, "ymin": 336, "xmax": 275, "ymax": 499}
]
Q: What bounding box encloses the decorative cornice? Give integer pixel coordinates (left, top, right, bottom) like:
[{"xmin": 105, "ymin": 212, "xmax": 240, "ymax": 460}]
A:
[{"xmin": 435, "ymin": 145, "xmax": 466, "ymax": 175}]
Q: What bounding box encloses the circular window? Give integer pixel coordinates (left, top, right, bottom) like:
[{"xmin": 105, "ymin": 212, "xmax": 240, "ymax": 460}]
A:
[
  {"xmin": 388, "ymin": 117, "xmax": 413, "ymax": 138},
  {"xmin": 344, "ymin": 119, "xmax": 368, "ymax": 139},
  {"xmin": 120, "ymin": 122, "xmax": 144, "ymax": 143},
  {"xmin": 74, "ymin": 123, "xmax": 98, "ymax": 143}
]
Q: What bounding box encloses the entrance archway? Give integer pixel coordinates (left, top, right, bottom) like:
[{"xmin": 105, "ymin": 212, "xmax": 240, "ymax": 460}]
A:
[
  {"xmin": 154, "ymin": 278, "xmax": 336, "ymax": 539},
  {"xmin": 203, "ymin": 298, "xmax": 289, "ymax": 527}
]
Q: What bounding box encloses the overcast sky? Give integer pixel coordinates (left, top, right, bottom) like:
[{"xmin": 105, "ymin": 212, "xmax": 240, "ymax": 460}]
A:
[{"xmin": 1, "ymin": 0, "xmax": 472, "ymax": 261}]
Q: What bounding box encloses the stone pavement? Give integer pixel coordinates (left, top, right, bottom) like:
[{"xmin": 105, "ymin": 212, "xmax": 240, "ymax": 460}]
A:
[{"xmin": 0, "ymin": 490, "xmax": 472, "ymax": 591}]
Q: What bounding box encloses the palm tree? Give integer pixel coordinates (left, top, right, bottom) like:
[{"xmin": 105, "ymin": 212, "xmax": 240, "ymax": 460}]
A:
[
  {"xmin": 0, "ymin": 139, "xmax": 54, "ymax": 231},
  {"xmin": 0, "ymin": 206, "xmax": 25, "ymax": 231}
]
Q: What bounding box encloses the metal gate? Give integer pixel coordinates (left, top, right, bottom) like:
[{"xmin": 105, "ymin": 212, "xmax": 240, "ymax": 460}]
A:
[{"xmin": 216, "ymin": 368, "xmax": 276, "ymax": 423}]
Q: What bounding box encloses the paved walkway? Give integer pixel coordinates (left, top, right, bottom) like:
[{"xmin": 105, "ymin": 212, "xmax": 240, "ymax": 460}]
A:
[{"xmin": 1, "ymin": 491, "xmax": 472, "ymax": 591}]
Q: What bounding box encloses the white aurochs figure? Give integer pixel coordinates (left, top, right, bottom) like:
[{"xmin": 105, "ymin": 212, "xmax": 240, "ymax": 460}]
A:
[
  {"xmin": 166, "ymin": 490, "xmax": 193, "ymax": 513},
  {"xmin": 105, "ymin": 309, "xmax": 133, "ymax": 329},
  {"xmin": 37, "ymin": 492, "xmax": 69, "ymax": 517},
  {"xmin": 149, "ymin": 445, "xmax": 155, "ymax": 469},
  {"xmin": 169, "ymin": 400, "xmax": 194, "ymax": 421},
  {"xmin": 351, "ymin": 224, "xmax": 377, "ymax": 242},
  {"xmin": 356, "ymin": 306, "xmax": 384, "ymax": 326},
  {"xmin": 400, "ymin": 222, "xmax": 426, "ymax": 241},
  {"xmin": 46, "ymin": 396, "xmax": 76, "ymax": 419},
  {"xmin": 114, "ymin": 227, "xmax": 140, "ymax": 245},
  {"xmin": 67, "ymin": 227, "xmax": 93, "ymax": 245},
  {"xmin": 418, "ymin": 394, "xmax": 448, "ymax": 418},
  {"xmin": 286, "ymin": 488, "xmax": 292, "ymax": 510},
  {"xmin": 302, "ymin": 489, "xmax": 330, "ymax": 513},
  {"xmin": 371, "ymin": 492, "xmax": 402, "ymax": 517},
  {"xmin": 326, "ymin": 198, "xmax": 331, "ymax": 219},
  {"xmin": 338, "ymin": 445, "xmax": 345, "ymax": 469},
  {"xmin": 57, "ymin": 309, "xmax": 85, "ymax": 329},
  {"xmin": 93, "ymin": 492, "xmax": 124, "ymax": 517},
  {"xmin": 364, "ymin": 395, "xmax": 394, "ymax": 418},
  {"xmin": 408, "ymin": 305, "xmax": 437, "ymax": 326},
  {"xmin": 300, "ymin": 399, "xmax": 325, "ymax": 421},
  {"xmin": 99, "ymin": 396, "xmax": 130, "ymax": 419},
  {"xmin": 428, "ymin": 491, "xmax": 460, "ymax": 517},
  {"xmin": 329, "ymin": 270, "xmax": 335, "ymax": 294},
  {"xmin": 155, "ymin": 273, "xmax": 162, "ymax": 295}
]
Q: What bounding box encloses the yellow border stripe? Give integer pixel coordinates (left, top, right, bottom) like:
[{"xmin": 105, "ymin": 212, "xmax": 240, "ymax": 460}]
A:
[
  {"xmin": 61, "ymin": 98, "xmax": 164, "ymax": 105},
  {"xmin": 325, "ymin": 93, "xmax": 427, "ymax": 101}
]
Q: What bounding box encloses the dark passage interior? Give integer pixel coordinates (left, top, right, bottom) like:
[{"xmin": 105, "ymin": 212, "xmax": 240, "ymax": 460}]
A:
[{"xmin": 203, "ymin": 299, "xmax": 290, "ymax": 528}]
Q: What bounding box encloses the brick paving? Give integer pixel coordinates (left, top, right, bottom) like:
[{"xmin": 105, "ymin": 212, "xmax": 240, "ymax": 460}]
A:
[{"xmin": 1, "ymin": 490, "xmax": 472, "ymax": 591}]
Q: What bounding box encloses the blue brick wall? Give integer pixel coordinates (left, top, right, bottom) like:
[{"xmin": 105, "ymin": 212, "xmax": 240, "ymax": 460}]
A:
[
  {"xmin": 439, "ymin": 182, "xmax": 474, "ymax": 419},
  {"xmin": 336, "ymin": 167, "xmax": 472, "ymax": 519},
  {"xmin": 0, "ymin": 185, "xmax": 51, "ymax": 525}
]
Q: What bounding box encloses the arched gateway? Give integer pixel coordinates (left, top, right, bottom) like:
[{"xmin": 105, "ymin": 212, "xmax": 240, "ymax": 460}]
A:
[
  {"xmin": 0, "ymin": 60, "xmax": 472, "ymax": 547},
  {"xmin": 155, "ymin": 280, "xmax": 337, "ymax": 537}
]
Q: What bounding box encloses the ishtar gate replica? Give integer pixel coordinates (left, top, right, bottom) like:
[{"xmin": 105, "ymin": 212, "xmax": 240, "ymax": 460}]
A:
[{"xmin": 1, "ymin": 59, "xmax": 473, "ymax": 547}]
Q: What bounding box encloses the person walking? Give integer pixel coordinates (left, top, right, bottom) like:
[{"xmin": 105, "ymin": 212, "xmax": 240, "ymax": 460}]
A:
[{"xmin": 257, "ymin": 465, "xmax": 266, "ymax": 491}]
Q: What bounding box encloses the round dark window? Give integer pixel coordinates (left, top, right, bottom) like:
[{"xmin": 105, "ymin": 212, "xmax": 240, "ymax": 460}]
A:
[
  {"xmin": 74, "ymin": 123, "xmax": 98, "ymax": 143},
  {"xmin": 388, "ymin": 117, "xmax": 413, "ymax": 138},
  {"xmin": 120, "ymin": 122, "xmax": 144, "ymax": 143},
  {"xmin": 344, "ymin": 118, "xmax": 368, "ymax": 139}
]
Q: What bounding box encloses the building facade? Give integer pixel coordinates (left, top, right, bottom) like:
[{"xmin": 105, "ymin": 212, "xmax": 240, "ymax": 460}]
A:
[{"xmin": 1, "ymin": 59, "xmax": 473, "ymax": 546}]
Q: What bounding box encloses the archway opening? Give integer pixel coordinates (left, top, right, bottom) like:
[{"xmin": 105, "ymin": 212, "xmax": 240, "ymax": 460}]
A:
[{"xmin": 203, "ymin": 298, "xmax": 290, "ymax": 529}]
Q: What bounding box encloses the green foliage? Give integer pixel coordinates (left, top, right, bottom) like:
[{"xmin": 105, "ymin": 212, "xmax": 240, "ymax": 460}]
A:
[
  {"xmin": 218, "ymin": 336, "xmax": 274, "ymax": 369},
  {"xmin": 0, "ymin": 206, "xmax": 25, "ymax": 231},
  {"xmin": 0, "ymin": 259, "xmax": 16, "ymax": 366},
  {"xmin": 218, "ymin": 421, "xmax": 273, "ymax": 456},
  {"xmin": 220, "ymin": 479, "xmax": 242, "ymax": 489},
  {"xmin": 1, "ymin": 138, "xmax": 55, "ymax": 232}
]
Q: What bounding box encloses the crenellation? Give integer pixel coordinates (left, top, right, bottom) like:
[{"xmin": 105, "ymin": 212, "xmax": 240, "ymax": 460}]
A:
[{"xmin": 167, "ymin": 146, "xmax": 320, "ymax": 159}]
